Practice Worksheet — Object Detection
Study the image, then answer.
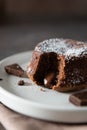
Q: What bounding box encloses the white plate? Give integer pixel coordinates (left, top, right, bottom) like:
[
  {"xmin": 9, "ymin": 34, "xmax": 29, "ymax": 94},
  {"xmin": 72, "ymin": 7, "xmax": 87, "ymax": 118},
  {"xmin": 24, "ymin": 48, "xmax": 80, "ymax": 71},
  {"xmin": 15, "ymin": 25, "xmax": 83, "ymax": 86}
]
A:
[{"xmin": 0, "ymin": 51, "xmax": 87, "ymax": 123}]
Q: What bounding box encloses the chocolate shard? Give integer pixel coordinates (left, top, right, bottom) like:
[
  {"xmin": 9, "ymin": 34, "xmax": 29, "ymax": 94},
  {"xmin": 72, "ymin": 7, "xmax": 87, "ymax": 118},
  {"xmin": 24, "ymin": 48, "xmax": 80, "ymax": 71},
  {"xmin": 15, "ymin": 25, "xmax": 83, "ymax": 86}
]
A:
[
  {"xmin": 69, "ymin": 91, "xmax": 87, "ymax": 106},
  {"xmin": 5, "ymin": 63, "xmax": 27, "ymax": 78},
  {"xmin": 18, "ymin": 80, "xmax": 25, "ymax": 85}
]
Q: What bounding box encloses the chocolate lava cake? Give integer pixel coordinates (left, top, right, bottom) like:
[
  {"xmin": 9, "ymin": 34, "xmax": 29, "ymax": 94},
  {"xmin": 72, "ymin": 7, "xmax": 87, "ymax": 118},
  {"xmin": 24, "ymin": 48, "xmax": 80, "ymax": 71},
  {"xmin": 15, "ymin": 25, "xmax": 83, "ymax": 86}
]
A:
[{"xmin": 27, "ymin": 38, "xmax": 87, "ymax": 92}]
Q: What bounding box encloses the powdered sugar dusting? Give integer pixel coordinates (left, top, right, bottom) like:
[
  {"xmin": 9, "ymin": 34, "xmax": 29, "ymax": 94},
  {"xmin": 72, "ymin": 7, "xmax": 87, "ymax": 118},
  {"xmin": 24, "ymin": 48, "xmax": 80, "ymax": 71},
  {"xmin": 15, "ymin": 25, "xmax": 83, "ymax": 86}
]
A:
[
  {"xmin": 35, "ymin": 38, "xmax": 87, "ymax": 58},
  {"xmin": 66, "ymin": 46, "xmax": 87, "ymax": 57},
  {"xmin": 35, "ymin": 38, "xmax": 67, "ymax": 54}
]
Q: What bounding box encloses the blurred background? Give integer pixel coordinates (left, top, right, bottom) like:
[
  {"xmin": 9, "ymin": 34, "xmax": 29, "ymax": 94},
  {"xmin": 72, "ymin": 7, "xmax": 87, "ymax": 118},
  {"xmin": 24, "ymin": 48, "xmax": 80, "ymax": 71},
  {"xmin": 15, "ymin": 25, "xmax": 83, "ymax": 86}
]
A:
[{"xmin": 0, "ymin": 0, "xmax": 87, "ymax": 60}]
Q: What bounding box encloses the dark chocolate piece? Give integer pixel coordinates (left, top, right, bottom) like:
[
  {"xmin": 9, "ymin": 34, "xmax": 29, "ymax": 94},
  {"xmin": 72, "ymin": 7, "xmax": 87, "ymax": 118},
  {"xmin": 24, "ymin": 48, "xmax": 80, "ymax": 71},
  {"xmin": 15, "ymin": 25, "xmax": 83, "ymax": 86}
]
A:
[
  {"xmin": 69, "ymin": 91, "xmax": 87, "ymax": 106},
  {"xmin": 5, "ymin": 63, "xmax": 27, "ymax": 78},
  {"xmin": 18, "ymin": 80, "xmax": 25, "ymax": 85}
]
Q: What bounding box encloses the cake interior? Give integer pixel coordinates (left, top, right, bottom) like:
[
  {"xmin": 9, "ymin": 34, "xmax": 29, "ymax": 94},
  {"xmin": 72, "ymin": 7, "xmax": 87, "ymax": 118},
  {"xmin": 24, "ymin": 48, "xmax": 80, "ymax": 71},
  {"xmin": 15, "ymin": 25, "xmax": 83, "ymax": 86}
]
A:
[
  {"xmin": 33, "ymin": 52, "xmax": 59, "ymax": 87},
  {"xmin": 31, "ymin": 52, "xmax": 87, "ymax": 91}
]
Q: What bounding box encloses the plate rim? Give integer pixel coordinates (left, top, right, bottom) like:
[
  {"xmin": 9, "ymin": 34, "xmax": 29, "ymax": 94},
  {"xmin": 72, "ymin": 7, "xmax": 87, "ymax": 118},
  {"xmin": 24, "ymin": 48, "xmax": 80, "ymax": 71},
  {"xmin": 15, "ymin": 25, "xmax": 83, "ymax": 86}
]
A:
[
  {"xmin": 0, "ymin": 51, "xmax": 87, "ymax": 110},
  {"xmin": 0, "ymin": 51, "xmax": 87, "ymax": 123}
]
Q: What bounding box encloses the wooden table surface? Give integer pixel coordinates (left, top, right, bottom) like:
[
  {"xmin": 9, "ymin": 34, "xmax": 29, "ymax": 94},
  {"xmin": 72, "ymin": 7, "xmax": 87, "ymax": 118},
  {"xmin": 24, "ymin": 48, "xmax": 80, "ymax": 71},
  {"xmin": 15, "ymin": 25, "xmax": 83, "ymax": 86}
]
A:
[{"xmin": 0, "ymin": 22, "xmax": 87, "ymax": 129}]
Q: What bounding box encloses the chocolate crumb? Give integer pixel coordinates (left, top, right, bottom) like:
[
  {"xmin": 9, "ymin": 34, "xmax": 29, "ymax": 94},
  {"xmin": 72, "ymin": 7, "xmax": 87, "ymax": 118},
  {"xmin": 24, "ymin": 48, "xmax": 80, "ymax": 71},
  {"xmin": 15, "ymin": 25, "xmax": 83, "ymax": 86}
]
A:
[
  {"xmin": 0, "ymin": 78, "xmax": 3, "ymax": 81},
  {"xmin": 40, "ymin": 88, "xmax": 46, "ymax": 92},
  {"xmin": 18, "ymin": 80, "xmax": 25, "ymax": 85}
]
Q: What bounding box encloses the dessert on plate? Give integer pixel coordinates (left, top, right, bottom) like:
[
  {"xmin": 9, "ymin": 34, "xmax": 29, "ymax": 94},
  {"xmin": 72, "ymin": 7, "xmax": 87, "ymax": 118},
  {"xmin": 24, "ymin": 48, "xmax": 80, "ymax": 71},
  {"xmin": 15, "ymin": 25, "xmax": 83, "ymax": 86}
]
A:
[{"xmin": 27, "ymin": 38, "xmax": 87, "ymax": 92}]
